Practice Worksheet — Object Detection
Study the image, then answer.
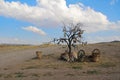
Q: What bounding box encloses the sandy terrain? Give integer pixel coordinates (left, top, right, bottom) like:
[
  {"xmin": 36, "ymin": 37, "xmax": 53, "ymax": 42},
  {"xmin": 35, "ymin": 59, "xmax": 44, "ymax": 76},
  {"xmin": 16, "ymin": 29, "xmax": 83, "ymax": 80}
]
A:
[
  {"xmin": 0, "ymin": 45, "xmax": 61, "ymax": 68},
  {"xmin": 0, "ymin": 42, "xmax": 120, "ymax": 80}
]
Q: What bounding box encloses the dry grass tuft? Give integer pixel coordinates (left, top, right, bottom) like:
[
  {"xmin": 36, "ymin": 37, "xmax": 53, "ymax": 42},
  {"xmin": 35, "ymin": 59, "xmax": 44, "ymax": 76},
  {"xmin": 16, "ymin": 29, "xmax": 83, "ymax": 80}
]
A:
[{"xmin": 99, "ymin": 62, "xmax": 116, "ymax": 68}]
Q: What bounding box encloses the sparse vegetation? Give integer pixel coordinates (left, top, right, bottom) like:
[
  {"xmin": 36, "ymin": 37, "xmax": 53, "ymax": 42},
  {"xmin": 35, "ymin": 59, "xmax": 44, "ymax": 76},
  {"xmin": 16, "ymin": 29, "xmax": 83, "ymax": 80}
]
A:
[
  {"xmin": 86, "ymin": 70, "xmax": 99, "ymax": 74},
  {"xmin": 99, "ymin": 62, "xmax": 116, "ymax": 68},
  {"xmin": 43, "ymin": 72, "xmax": 53, "ymax": 76},
  {"xmin": 4, "ymin": 68, "xmax": 8, "ymax": 70},
  {"xmin": 40, "ymin": 43, "xmax": 55, "ymax": 48},
  {"xmin": 31, "ymin": 73, "xmax": 40, "ymax": 77},
  {"xmin": 65, "ymin": 73, "xmax": 75, "ymax": 76},
  {"xmin": 0, "ymin": 74, "xmax": 3, "ymax": 77},
  {"xmin": 24, "ymin": 66, "xmax": 38, "ymax": 69},
  {"xmin": 4, "ymin": 74, "xmax": 13, "ymax": 78},
  {"xmin": 72, "ymin": 66, "xmax": 82, "ymax": 69},
  {"xmin": 0, "ymin": 45, "xmax": 39, "ymax": 53},
  {"xmin": 14, "ymin": 72, "xmax": 26, "ymax": 78},
  {"xmin": 0, "ymin": 42, "xmax": 120, "ymax": 80}
]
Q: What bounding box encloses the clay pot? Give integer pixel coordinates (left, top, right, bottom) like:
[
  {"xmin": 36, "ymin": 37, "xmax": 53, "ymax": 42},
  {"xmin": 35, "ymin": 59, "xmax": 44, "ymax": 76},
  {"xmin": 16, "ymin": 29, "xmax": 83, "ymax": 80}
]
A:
[{"xmin": 36, "ymin": 51, "xmax": 42, "ymax": 59}]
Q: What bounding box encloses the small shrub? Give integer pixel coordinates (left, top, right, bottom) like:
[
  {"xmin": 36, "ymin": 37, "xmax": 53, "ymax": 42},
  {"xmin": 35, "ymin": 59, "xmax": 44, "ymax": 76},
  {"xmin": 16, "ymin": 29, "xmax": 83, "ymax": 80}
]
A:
[
  {"xmin": 72, "ymin": 66, "xmax": 82, "ymax": 69},
  {"xmin": 24, "ymin": 65, "xmax": 41, "ymax": 69},
  {"xmin": 0, "ymin": 74, "xmax": 3, "ymax": 77},
  {"xmin": 4, "ymin": 74, "xmax": 13, "ymax": 78},
  {"xmin": 43, "ymin": 72, "xmax": 53, "ymax": 76},
  {"xmin": 14, "ymin": 72, "xmax": 26, "ymax": 78},
  {"xmin": 99, "ymin": 62, "xmax": 116, "ymax": 68},
  {"xmin": 65, "ymin": 73, "xmax": 75, "ymax": 76},
  {"xmin": 24, "ymin": 66, "xmax": 37, "ymax": 69},
  {"xmin": 4, "ymin": 68, "xmax": 8, "ymax": 70},
  {"xmin": 31, "ymin": 73, "xmax": 40, "ymax": 77},
  {"xmin": 87, "ymin": 70, "xmax": 99, "ymax": 74}
]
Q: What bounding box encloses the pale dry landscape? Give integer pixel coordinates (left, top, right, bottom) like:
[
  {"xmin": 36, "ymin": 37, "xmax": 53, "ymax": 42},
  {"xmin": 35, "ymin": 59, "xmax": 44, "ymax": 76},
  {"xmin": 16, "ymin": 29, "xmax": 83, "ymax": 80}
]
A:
[
  {"xmin": 0, "ymin": 0, "xmax": 120, "ymax": 80},
  {"xmin": 0, "ymin": 42, "xmax": 120, "ymax": 80}
]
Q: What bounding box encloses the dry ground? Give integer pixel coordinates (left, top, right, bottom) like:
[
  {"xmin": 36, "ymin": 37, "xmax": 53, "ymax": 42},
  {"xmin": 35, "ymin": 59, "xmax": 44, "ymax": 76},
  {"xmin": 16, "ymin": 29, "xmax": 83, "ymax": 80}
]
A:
[{"xmin": 0, "ymin": 42, "xmax": 120, "ymax": 80}]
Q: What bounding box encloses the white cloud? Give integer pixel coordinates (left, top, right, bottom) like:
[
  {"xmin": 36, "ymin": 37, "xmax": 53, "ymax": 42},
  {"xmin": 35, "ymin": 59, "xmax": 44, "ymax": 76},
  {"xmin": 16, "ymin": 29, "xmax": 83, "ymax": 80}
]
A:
[
  {"xmin": 0, "ymin": 0, "xmax": 120, "ymax": 33},
  {"xmin": 84, "ymin": 21, "xmax": 120, "ymax": 33},
  {"xmin": 22, "ymin": 26, "xmax": 46, "ymax": 36},
  {"xmin": 110, "ymin": 0, "xmax": 118, "ymax": 5}
]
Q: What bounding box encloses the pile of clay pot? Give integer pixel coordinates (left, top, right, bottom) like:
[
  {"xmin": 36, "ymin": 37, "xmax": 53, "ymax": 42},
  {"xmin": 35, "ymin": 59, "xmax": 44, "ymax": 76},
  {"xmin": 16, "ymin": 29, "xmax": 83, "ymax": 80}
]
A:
[{"xmin": 60, "ymin": 49, "xmax": 100, "ymax": 62}]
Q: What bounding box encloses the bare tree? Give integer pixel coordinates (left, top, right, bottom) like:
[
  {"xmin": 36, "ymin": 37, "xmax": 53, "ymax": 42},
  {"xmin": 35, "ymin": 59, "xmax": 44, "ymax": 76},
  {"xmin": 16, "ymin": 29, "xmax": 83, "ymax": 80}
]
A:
[{"xmin": 54, "ymin": 23, "xmax": 84, "ymax": 61}]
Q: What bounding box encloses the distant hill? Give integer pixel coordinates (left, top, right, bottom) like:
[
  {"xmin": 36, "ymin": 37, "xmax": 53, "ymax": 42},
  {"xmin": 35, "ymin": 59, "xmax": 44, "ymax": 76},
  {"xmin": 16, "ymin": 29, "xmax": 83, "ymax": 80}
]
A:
[
  {"xmin": 0, "ymin": 43, "xmax": 32, "ymax": 46},
  {"xmin": 110, "ymin": 40, "xmax": 120, "ymax": 43},
  {"xmin": 95, "ymin": 40, "xmax": 120, "ymax": 44}
]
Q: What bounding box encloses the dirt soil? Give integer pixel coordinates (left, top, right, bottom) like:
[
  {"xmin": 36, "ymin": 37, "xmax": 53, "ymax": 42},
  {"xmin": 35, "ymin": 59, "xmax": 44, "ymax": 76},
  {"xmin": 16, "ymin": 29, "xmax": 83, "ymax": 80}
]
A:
[{"xmin": 0, "ymin": 42, "xmax": 120, "ymax": 80}]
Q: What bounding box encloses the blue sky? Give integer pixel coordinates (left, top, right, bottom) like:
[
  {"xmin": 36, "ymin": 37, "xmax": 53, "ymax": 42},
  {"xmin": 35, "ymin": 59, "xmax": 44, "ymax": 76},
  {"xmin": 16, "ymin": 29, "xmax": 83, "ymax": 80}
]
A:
[{"xmin": 0, "ymin": 0, "xmax": 120, "ymax": 44}]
